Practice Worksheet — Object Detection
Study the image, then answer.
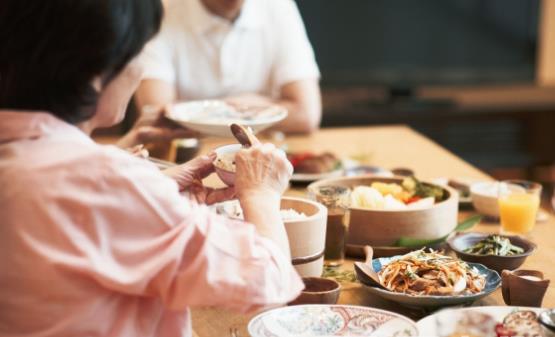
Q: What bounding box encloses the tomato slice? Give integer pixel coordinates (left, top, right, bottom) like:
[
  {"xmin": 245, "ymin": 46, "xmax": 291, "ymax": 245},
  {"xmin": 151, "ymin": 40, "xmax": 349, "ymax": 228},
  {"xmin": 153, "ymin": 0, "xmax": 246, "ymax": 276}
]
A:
[
  {"xmin": 406, "ymin": 196, "xmax": 421, "ymax": 204},
  {"xmin": 288, "ymin": 152, "xmax": 314, "ymax": 168},
  {"xmin": 495, "ymin": 323, "xmax": 516, "ymax": 337}
]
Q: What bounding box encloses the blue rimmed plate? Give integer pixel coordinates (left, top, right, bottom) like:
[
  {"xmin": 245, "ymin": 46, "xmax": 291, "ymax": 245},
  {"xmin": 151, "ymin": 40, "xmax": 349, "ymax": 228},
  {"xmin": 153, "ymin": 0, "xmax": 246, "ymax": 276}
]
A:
[{"xmin": 360, "ymin": 255, "xmax": 501, "ymax": 308}]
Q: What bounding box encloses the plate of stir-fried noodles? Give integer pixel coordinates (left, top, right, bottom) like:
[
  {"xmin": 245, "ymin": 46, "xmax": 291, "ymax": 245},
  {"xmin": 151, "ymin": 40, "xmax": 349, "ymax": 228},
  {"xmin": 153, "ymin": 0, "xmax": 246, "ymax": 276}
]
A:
[{"xmin": 360, "ymin": 249, "xmax": 501, "ymax": 308}]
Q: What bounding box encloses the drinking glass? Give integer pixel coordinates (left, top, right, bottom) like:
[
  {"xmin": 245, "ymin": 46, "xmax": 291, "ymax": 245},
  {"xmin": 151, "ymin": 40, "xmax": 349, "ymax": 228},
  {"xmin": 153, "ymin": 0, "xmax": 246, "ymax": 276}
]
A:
[
  {"xmin": 498, "ymin": 180, "xmax": 542, "ymax": 235},
  {"xmin": 308, "ymin": 185, "xmax": 350, "ymax": 267}
]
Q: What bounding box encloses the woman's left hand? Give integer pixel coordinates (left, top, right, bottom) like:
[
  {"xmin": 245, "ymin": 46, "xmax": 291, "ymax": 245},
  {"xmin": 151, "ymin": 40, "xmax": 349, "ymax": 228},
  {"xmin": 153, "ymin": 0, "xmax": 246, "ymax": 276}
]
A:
[
  {"xmin": 163, "ymin": 153, "xmax": 235, "ymax": 205},
  {"xmin": 117, "ymin": 105, "xmax": 195, "ymax": 149}
]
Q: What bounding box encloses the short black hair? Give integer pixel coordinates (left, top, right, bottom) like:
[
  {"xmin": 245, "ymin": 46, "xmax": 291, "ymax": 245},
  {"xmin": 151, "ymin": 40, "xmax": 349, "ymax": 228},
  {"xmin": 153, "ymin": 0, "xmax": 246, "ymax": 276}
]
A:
[{"xmin": 0, "ymin": 0, "xmax": 162, "ymax": 124}]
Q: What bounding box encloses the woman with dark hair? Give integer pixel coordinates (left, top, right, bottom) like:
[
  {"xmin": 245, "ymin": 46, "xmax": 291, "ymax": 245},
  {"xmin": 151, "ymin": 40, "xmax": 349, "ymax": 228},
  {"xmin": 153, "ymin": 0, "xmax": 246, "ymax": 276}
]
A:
[{"xmin": 0, "ymin": 1, "xmax": 302, "ymax": 336}]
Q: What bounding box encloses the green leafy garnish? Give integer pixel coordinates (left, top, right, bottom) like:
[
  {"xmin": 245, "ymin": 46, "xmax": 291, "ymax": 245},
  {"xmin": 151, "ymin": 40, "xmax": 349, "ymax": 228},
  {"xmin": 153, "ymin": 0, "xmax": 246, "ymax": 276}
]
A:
[
  {"xmin": 455, "ymin": 215, "xmax": 483, "ymax": 232},
  {"xmin": 322, "ymin": 266, "xmax": 357, "ymax": 283},
  {"xmin": 463, "ymin": 235, "xmax": 524, "ymax": 256},
  {"xmin": 395, "ymin": 215, "xmax": 483, "ymax": 248},
  {"xmin": 402, "ymin": 176, "xmax": 446, "ymax": 202}
]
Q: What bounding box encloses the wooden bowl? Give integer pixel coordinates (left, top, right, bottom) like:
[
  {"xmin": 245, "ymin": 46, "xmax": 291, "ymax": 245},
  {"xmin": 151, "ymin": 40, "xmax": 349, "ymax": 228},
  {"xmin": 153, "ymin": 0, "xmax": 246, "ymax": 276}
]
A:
[
  {"xmin": 308, "ymin": 176, "xmax": 458, "ymax": 247},
  {"xmin": 281, "ymin": 197, "xmax": 327, "ymax": 278},
  {"xmin": 288, "ymin": 277, "xmax": 341, "ymax": 305},
  {"xmin": 448, "ymin": 232, "xmax": 537, "ymax": 273},
  {"xmin": 502, "ymin": 269, "xmax": 549, "ymax": 307}
]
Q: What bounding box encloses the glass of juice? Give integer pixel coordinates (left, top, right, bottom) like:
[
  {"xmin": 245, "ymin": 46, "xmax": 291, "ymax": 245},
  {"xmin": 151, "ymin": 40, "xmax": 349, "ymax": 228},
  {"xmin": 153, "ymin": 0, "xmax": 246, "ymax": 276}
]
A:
[
  {"xmin": 498, "ymin": 180, "xmax": 542, "ymax": 235},
  {"xmin": 308, "ymin": 185, "xmax": 350, "ymax": 267}
]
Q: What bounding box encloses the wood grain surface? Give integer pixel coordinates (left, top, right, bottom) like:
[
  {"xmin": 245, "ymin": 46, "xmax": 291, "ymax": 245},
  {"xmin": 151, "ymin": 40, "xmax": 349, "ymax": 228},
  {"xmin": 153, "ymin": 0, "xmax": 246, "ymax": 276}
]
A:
[{"xmin": 191, "ymin": 126, "xmax": 555, "ymax": 337}]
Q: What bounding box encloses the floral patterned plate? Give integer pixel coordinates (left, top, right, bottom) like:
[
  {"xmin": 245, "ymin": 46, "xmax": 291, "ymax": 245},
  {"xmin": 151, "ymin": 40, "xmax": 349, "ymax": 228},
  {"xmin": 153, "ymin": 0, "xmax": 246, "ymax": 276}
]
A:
[{"xmin": 247, "ymin": 304, "xmax": 418, "ymax": 337}]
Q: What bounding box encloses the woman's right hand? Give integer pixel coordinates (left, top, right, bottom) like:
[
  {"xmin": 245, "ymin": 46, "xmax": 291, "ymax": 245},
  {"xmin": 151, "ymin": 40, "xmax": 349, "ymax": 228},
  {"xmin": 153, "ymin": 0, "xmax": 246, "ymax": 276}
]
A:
[{"xmin": 234, "ymin": 143, "xmax": 293, "ymax": 201}]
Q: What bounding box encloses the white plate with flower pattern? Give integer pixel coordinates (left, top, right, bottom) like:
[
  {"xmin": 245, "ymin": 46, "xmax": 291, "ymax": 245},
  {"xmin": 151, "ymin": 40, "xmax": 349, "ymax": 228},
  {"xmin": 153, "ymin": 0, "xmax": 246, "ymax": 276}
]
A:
[{"xmin": 247, "ymin": 304, "xmax": 418, "ymax": 337}]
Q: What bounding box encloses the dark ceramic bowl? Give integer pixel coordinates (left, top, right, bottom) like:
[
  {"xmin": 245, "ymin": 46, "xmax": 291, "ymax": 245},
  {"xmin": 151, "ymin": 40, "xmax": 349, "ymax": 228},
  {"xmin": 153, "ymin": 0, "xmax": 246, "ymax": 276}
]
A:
[
  {"xmin": 288, "ymin": 277, "xmax": 341, "ymax": 306},
  {"xmin": 448, "ymin": 232, "xmax": 536, "ymax": 273},
  {"xmin": 175, "ymin": 138, "xmax": 200, "ymax": 163}
]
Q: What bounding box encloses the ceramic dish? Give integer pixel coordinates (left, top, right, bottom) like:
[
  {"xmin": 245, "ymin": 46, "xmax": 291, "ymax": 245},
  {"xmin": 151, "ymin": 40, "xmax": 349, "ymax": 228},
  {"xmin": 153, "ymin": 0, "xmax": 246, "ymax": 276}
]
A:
[
  {"xmin": 431, "ymin": 177, "xmax": 477, "ymax": 207},
  {"xmin": 288, "ymin": 277, "xmax": 341, "ymax": 305},
  {"xmin": 213, "ymin": 143, "xmax": 241, "ymax": 186},
  {"xmin": 308, "ymin": 176, "xmax": 458, "ymax": 247},
  {"xmin": 291, "ymin": 161, "xmax": 395, "ymax": 184},
  {"xmin": 470, "ymin": 181, "xmax": 501, "ymax": 217},
  {"xmin": 343, "ymin": 165, "xmax": 393, "ymax": 178},
  {"xmin": 291, "ymin": 168, "xmax": 344, "ymax": 183},
  {"xmin": 248, "ymin": 305, "xmax": 418, "ymax": 337},
  {"xmin": 166, "ymin": 100, "xmax": 287, "ymax": 137},
  {"xmin": 213, "ymin": 197, "xmax": 327, "ymax": 278},
  {"xmin": 448, "ymin": 232, "xmax": 537, "ymax": 273},
  {"xmin": 417, "ymin": 306, "xmax": 546, "ymax": 336},
  {"xmin": 361, "ymin": 256, "xmax": 501, "ymax": 308}
]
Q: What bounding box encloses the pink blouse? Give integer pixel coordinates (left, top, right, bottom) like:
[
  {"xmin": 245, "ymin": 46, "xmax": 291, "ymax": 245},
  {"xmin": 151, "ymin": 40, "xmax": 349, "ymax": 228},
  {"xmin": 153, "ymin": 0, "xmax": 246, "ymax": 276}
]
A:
[{"xmin": 0, "ymin": 111, "xmax": 303, "ymax": 337}]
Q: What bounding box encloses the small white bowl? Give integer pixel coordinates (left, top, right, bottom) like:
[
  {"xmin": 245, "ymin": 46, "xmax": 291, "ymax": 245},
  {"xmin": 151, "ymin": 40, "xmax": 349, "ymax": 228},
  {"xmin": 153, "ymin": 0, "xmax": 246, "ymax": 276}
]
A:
[
  {"xmin": 470, "ymin": 181, "xmax": 500, "ymax": 218},
  {"xmin": 213, "ymin": 144, "xmax": 242, "ymax": 186}
]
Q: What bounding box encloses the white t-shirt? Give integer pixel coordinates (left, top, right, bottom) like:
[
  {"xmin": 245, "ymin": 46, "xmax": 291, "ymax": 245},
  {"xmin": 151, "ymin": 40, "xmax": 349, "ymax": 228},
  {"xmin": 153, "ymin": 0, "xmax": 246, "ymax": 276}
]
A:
[{"xmin": 139, "ymin": 0, "xmax": 320, "ymax": 100}]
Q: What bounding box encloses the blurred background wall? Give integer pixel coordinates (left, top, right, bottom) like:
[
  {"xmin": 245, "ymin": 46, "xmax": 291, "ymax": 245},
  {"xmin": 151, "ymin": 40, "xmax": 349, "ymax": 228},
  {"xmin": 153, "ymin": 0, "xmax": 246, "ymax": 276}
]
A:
[{"xmin": 296, "ymin": 0, "xmax": 555, "ymax": 191}]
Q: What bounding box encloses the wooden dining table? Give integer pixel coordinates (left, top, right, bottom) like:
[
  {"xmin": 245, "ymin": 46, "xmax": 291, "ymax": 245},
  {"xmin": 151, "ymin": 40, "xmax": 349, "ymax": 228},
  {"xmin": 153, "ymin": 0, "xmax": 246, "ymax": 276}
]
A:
[{"xmin": 187, "ymin": 125, "xmax": 555, "ymax": 337}]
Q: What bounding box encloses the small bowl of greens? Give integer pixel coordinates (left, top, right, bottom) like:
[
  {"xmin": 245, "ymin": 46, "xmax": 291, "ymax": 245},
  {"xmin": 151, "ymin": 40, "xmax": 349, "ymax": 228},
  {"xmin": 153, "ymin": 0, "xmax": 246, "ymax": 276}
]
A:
[{"xmin": 448, "ymin": 232, "xmax": 536, "ymax": 273}]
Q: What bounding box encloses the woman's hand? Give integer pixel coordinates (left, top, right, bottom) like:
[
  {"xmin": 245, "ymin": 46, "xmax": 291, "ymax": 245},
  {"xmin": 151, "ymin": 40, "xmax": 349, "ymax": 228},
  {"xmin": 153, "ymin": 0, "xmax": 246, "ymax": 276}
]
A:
[
  {"xmin": 117, "ymin": 105, "xmax": 195, "ymax": 149},
  {"xmin": 126, "ymin": 144, "xmax": 149, "ymax": 158},
  {"xmin": 234, "ymin": 142, "xmax": 293, "ymax": 202},
  {"xmin": 233, "ymin": 141, "xmax": 294, "ymax": 259},
  {"xmin": 163, "ymin": 153, "xmax": 235, "ymax": 205}
]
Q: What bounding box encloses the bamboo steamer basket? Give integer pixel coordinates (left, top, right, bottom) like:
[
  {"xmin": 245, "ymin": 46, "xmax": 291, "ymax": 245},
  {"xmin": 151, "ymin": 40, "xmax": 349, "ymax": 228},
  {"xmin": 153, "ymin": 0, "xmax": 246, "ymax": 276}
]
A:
[{"xmin": 308, "ymin": 176, "xmax": 458, "ymax": 247}]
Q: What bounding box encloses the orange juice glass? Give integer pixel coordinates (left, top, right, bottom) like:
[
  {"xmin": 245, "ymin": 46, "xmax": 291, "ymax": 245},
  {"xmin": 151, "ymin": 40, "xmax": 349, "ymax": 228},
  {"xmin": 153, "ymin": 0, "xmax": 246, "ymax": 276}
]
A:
[{"xmin": 498, "ymin": 180, "xmax": 542, "ymax": 234}]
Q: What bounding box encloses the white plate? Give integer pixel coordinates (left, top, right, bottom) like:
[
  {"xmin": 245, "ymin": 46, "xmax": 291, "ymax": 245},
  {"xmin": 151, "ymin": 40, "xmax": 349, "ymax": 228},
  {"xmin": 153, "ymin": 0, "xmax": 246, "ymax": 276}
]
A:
[
  {"xmin": 291, "ymin": 160, "xmax": 394, "ymax": 183},
  {"xmin": 291, "ymin": 168, "xmax": 345, "ymax": 183},
  {"xmin": 166, "ymin": 100, "xmax": 287, "ymax": 138},
  {"xmin": 417, "ymin": 306, "xmax": 542, "ymax": 335},
  {"xmin": 430, "ymin": 177, "xmax": 475, "ymax": 206},
  {"xmin": 248, "ymin": 304, "xmax": 418, "ymax": 337}
]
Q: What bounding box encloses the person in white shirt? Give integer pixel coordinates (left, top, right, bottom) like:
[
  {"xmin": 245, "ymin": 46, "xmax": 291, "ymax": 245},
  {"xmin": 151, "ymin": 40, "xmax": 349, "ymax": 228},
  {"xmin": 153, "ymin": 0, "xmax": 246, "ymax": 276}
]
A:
[{"xmin": 118, "ymin": 0, "xmax": 322, "ymax": 148}]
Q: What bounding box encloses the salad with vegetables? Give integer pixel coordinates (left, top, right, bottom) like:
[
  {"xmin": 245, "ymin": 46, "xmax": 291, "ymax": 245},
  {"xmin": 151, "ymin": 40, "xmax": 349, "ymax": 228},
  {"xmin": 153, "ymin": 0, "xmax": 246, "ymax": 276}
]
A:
[{"xmin": 350, "ymin": 177, "xmax": 446, "ymax": 211}]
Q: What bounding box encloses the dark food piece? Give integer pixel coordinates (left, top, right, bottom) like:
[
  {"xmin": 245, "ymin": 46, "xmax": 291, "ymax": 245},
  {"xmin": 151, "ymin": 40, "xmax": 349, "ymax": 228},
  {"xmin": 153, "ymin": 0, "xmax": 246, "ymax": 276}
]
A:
[
  {"xmin": 495, "ymin": 323, "xmax": 516, "ymax": 337},
  {"xmin": 288, "ymin": 152, "xmax": 340, "ymax": 174}
]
